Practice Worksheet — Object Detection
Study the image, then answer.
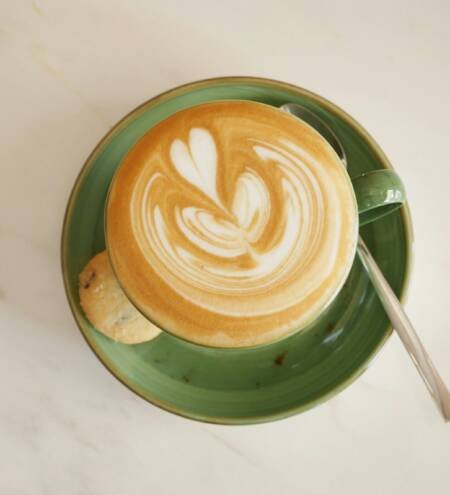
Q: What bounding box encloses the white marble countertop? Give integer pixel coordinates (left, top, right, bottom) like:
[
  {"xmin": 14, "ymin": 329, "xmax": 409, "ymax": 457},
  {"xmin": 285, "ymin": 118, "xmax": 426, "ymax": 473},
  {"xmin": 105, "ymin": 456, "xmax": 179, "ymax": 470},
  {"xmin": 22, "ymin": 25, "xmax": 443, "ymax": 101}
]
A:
[{"xmin": 1, "ymin": 1, "xmax": 449, "ymax": 493}]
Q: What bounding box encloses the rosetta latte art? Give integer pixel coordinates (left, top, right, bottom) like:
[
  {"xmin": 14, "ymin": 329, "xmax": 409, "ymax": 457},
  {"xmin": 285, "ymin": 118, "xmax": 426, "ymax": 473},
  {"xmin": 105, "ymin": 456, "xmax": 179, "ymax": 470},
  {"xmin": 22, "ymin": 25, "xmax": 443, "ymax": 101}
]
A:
[
  {"xmin": 107, "ymin": 102, "xmax": 357, "ymax": 347},
  {"xmin": 138, "ymin": 128, "xmax": 332, "ymax": 303}
]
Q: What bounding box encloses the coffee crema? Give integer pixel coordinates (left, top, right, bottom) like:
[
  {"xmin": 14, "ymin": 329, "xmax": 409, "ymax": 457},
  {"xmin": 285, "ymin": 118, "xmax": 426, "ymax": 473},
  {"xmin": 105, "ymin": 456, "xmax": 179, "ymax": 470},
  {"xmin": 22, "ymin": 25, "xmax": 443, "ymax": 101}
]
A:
[{"xmin": 107, "ymin": 101, "xmax": 358, "ymax": 348}]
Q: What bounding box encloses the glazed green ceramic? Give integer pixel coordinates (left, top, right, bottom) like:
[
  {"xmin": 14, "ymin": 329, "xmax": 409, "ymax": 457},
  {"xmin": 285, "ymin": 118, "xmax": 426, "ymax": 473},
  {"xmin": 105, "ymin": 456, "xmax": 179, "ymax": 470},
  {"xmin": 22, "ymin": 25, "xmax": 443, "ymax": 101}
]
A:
[
  {"xmin": 352, "ymin": 170, "xmax": 406, "ymax": 226},
  {"xmin": 61, "ymin": 77, "xmax": 413, "ymax": 424}
]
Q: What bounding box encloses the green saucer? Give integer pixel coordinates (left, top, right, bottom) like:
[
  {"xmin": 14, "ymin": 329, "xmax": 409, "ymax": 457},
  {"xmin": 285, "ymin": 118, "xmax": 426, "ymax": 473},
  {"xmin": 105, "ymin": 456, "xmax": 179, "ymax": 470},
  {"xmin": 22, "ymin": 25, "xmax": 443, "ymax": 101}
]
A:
[{"xmin": 61, "ymin": 77, "xmax": 413, "ymax": 424}]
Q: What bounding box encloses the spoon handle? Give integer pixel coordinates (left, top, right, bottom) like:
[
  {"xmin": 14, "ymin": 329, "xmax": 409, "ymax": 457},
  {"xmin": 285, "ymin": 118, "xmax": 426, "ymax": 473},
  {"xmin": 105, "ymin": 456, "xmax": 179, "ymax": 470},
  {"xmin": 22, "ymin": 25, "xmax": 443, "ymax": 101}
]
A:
[{"xmin": 357, "ymin": 236, "xmax": 450, "ymax": 421}]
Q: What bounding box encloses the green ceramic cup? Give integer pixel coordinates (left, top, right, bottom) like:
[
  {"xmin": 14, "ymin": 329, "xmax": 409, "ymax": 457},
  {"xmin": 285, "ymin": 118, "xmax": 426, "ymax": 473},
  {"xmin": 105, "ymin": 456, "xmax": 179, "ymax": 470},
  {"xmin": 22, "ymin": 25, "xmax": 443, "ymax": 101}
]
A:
[
  {"xmin": 105, "ymin": 100, "xmax": 406, "ymax": 348},
  {"xmin": 61, "ymin": 77, "xmax": 413, "ymax": 424}
]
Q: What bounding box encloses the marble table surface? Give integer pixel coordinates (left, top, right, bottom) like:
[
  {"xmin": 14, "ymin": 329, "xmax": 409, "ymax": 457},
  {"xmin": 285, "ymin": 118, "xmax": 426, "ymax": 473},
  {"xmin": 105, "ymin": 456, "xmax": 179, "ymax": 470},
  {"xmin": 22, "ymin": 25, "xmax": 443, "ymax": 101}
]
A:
[{"xmin": 1, "ymin": 1, "xmax": 449, "ymax": 493}]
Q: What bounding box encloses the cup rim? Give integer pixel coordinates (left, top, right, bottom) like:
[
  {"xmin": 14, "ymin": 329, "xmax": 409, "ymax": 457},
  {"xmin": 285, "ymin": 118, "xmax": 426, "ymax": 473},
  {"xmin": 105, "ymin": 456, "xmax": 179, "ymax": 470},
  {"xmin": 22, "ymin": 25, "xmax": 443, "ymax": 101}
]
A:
[
  {"xmin": 61, "ymin": 76, "xmax": 414, "ymax": 424},
  {"xmin": 104, "ymin": 98, "xmax": 361, "ymax": 349}
]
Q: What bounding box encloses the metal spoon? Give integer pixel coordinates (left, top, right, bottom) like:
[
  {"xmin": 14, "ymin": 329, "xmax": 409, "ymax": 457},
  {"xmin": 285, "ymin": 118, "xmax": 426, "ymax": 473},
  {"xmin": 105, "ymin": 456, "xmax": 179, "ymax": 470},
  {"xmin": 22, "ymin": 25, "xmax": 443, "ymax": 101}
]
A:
[{"xmin": 281, "ymin": 102, "xmax": 450, "ymax": 421}]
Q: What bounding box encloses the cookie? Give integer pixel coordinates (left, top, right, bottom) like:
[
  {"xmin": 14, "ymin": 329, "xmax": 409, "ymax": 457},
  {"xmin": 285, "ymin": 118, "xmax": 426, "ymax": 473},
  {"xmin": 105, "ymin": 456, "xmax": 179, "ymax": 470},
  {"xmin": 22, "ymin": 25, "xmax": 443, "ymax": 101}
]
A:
[{"xmin": 79, "ymin": 250, "xmax": 161, "ymax": 344}]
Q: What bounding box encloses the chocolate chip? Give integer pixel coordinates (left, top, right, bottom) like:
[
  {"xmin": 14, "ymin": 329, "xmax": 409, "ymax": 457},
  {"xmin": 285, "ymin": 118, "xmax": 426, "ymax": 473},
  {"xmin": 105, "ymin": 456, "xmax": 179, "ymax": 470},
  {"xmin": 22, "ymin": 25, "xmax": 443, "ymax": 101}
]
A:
[
  {"xmin": 118, "ymin": 312, "xmax": 131, "ymax": 322},
  {"xmin": 82, "ymin": 270, "xmax": 96, "ymax": 289}
]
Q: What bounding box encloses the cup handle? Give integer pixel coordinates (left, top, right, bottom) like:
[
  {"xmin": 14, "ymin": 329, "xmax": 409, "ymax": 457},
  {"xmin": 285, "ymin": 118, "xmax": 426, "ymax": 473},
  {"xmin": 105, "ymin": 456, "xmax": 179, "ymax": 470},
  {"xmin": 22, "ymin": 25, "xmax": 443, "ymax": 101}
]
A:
[{"xmin": 351, "ymin": 169, "xmax": 406, "ymax": 227}]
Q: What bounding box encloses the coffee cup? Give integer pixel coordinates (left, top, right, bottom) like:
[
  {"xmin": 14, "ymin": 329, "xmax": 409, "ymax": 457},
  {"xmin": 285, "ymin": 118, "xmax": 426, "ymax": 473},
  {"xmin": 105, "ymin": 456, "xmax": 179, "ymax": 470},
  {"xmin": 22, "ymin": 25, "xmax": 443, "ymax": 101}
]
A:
[{"xmin": 106, "ymin": 100, "xmax": 405, "ymax": 348}]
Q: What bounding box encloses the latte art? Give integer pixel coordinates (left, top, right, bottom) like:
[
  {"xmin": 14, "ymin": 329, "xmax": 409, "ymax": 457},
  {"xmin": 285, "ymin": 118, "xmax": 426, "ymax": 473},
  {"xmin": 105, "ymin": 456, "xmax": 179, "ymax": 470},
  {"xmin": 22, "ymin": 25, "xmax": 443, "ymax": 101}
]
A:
[
  {"xmin": 107, "ymin": 101, "xmax": 358, "ymax": 347},
  {"xmin": 139, "ymin": 130, "xmax": 330, "ymax": 305}
]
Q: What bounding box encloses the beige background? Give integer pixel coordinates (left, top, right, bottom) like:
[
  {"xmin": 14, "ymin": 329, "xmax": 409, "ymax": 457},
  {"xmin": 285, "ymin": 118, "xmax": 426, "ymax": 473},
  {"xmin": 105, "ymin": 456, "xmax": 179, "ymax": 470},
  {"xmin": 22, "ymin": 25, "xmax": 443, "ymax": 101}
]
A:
[{"xmin": 1, "ymin": 0, "xmax": 449, "ymax": 493}]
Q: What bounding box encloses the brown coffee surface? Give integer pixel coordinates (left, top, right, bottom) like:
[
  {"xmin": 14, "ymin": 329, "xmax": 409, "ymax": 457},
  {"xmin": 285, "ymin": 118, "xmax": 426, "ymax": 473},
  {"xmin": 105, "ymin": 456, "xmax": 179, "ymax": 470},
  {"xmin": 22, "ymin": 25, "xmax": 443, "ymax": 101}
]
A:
[{"xmin": 107, "ymin": 101, "xmax": 357, "ymax": 347}]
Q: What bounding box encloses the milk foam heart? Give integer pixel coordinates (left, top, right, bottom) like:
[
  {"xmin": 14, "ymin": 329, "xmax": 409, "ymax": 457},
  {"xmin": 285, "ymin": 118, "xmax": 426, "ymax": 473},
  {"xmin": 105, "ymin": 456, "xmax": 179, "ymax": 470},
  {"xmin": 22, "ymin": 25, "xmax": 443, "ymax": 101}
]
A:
[{"xmin": 107, "ymin": 101, "xmax": 358, "ymax": 348}]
